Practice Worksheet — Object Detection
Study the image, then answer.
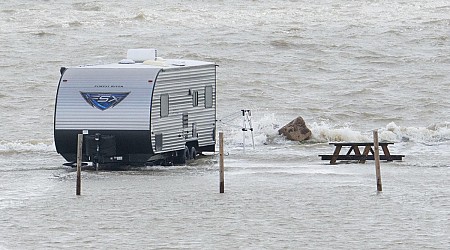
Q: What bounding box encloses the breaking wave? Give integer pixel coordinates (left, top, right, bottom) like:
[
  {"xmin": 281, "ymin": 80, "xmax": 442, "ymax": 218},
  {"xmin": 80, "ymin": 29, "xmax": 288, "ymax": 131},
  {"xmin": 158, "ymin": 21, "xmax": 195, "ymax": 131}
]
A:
[
  {"xmin": 0, "ymin": 140, "xmax": 55, "ymax": 155},
  {"xmin": 381, "ymin": 122, "xmax": 450, "ymax": 143},
  {"xmin": 218, "ymin": 113, "xmax": 450, "ymax": 147}
]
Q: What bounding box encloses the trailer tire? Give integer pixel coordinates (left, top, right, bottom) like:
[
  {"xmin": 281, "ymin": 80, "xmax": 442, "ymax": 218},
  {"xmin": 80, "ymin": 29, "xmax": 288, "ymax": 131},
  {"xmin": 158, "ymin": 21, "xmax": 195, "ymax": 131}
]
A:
[
  {"xmin": 189, "ymin": 146, "xmax": 197, "ymax": 160},
  {"xmin": 183, "ymin": 146, "xmax": 190, "ymax": 162},
  {"xmin": 174, "ymin": 146, "xmax": 189, "ymax": 165}
]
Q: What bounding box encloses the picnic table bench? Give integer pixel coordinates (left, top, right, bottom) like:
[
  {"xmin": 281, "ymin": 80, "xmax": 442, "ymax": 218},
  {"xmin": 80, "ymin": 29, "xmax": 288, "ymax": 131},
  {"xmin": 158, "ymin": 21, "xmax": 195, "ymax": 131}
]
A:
[{"xmin": 319, "ymin": 142, "xmax": 404, "ymax": 165}]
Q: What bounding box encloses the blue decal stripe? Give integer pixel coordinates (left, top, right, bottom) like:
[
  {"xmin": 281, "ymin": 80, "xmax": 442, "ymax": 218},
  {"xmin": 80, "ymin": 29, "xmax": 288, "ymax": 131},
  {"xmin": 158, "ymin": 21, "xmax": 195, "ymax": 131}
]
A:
[{"xmin": 80, "ymin": 92, "xmax": 130, "ymax": 111}]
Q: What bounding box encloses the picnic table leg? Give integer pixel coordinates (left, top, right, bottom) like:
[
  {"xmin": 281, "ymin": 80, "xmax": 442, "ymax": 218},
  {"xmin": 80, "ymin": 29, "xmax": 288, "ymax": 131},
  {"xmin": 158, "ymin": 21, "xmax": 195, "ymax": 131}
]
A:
[
  {"xmin": 381, "ymin": 144, "xmax": 392, "ymax": 161},
  {"xmin": 353, "ymin": 145, "xmax": 361, "ymax": 155},
  {"xmin": 360, "ymin": 144, "xmax": 371, "ymax": 164},
  {"xmin": 330, "ymin": 145, "xmax": 342, "ymax": 165},
  {"xmin": 352, "ymin": 146, "xmax": 363, "ymax": 164}
]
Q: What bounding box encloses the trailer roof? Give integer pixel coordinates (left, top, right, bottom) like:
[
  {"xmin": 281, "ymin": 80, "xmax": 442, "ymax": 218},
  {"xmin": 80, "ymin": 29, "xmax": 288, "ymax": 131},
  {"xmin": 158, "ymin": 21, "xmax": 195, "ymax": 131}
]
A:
[{"xmin": 76, "ymin": 58, "xmax": 215, "ymax": 70}]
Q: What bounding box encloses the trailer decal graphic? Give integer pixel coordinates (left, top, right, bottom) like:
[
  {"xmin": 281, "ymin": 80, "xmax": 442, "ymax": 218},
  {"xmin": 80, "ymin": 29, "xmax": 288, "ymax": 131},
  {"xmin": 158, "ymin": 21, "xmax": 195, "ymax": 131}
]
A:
[{"xmin": 80, "ymin": 92, "xmax": 130, "ymax": 111}]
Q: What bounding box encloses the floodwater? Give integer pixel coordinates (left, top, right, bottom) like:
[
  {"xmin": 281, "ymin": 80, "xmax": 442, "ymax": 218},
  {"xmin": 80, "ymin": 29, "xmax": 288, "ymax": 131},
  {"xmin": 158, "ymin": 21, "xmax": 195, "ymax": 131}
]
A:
[{"xmin": 0, "ymin": 0, "xmax": 449, "ymax": 249}]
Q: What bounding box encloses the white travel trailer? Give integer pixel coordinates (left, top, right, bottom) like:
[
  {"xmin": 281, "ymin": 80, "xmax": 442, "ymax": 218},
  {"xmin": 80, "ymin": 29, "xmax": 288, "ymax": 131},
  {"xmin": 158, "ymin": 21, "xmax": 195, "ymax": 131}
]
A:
[{"xmin": 54, "ymin": 49, "xmax": 217, "ymax": 166}]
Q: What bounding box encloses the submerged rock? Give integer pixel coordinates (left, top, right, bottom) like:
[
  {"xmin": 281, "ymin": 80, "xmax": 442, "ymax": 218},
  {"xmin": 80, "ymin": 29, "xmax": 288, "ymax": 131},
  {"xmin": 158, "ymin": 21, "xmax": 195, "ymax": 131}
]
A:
[{"xmin": 278, "ymin": 116, "xmax": 312, "ymax": 142}]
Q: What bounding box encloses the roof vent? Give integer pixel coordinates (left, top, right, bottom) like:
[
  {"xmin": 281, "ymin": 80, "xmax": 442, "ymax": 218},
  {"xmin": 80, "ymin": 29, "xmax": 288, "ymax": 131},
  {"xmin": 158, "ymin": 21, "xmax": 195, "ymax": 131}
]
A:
[
  {"xmin": 127, "ymin": 49, "xmax": 157, "ymax": 63},
  {"xmin": 119, "ymin": 58, "xmax": 135, "ymax": 64}
]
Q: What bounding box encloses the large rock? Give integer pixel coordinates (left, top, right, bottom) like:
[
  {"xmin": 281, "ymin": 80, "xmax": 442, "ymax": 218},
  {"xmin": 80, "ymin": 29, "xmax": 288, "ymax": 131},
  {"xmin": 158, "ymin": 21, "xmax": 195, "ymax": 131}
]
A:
[{"xmin": 278, "ymin": 116, "xmax": 312, "ymax": 142}]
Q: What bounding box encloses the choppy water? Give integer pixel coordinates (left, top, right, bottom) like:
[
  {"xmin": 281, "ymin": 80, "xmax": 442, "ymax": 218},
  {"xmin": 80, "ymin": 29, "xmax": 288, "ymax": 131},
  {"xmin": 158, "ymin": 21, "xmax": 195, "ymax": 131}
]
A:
[{"xmin": 0, "ymin": 0, "xmax": 449, "ymax": 249}]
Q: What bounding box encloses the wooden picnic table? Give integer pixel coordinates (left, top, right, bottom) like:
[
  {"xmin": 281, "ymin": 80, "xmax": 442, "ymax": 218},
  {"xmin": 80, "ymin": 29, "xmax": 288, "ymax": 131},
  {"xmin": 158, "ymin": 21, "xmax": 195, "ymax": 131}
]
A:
[{"xmin": 319, "ymin": 142, "xmax": 404, "ymax": 165}]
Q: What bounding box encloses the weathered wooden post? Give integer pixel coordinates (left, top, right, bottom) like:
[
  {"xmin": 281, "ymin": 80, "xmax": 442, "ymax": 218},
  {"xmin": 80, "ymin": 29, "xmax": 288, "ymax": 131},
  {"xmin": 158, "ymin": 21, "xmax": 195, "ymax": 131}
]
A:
[
  {"xmin": 219, "ymin": 132, "xmax": 224, "ymax": 193},
  {"xmin": 76, "ymin": 134, "xmax": 83, "ymax": 196},
  {"xmin": 373, "ymin": 130, "xmax": 382, "ymax": 192}
]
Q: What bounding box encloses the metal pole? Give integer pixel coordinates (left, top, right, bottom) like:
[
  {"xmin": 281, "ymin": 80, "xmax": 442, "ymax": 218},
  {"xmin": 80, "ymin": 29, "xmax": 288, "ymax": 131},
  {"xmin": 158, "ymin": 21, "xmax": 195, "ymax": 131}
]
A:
[
  {"xmin": 76, "ymin": 134, "xmax": 83, "ymax": 195},
  {"xmin": 242, "ymin": 129, "xmax": 246, "ymax": 153},
  {"xmin": 373, "ymin": 130, "xmax": 382, "ymax": 192},
  {"xmin": 242, "ymin": 112, "xmax": 246, "ymax": 153},
  {"xmin": 219, "ymin": 132, "xmax": 224, "ymax": 193}
]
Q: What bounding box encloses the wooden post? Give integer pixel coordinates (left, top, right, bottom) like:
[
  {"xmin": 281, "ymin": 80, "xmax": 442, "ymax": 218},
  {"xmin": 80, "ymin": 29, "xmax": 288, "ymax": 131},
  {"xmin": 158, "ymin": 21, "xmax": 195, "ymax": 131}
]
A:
[
  {"xmin": 373, "ymin": 130, "xmax": 382, "ymax": 192},
  {"xmin": 76, "ymin": 134, "xmax": 83, "ymax": 196},
  {"xmin": 219, "ymin": 132, "xmax": 224, "ymax": 193}
]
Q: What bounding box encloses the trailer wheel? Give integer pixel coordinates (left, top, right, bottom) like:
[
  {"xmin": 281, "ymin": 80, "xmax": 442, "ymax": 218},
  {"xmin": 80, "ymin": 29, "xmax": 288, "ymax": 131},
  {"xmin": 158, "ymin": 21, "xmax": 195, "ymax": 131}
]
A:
[
  {"xmin": 189, "ymin": 146, "xmax": 197, "ymax": 160},
  {"xmin": 174, "ymin": 146, "xmax": 189, "ymax": 165},
  {"xmin": 183, "ymin": 146, "xmax": 190, "ymax": 161}
]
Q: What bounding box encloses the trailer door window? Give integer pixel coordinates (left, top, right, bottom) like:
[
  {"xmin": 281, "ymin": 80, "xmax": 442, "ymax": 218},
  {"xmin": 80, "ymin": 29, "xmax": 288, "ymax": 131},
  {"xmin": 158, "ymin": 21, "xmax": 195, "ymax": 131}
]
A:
[
  {"xmin": 160, "ymin": 94, "xmax": 169, "ymax": 117},
  {"xmin": 205, "ymin": 86, "xmax": 213, "ymax": 108}
]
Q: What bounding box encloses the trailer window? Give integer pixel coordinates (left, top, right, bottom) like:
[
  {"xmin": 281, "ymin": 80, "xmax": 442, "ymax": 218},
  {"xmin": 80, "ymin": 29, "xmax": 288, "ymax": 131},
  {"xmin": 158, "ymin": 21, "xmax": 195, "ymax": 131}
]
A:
[
  {"xmin": 192, "ymin": 90, "xmax": 199, "ymax": 107},
  {"xmin": 205, "ymin": 86, "xmax": 213, "ymax": 108},
  {"xmin": 160, "ymin": 94, "xmax": 169, "ymax": 117}
]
